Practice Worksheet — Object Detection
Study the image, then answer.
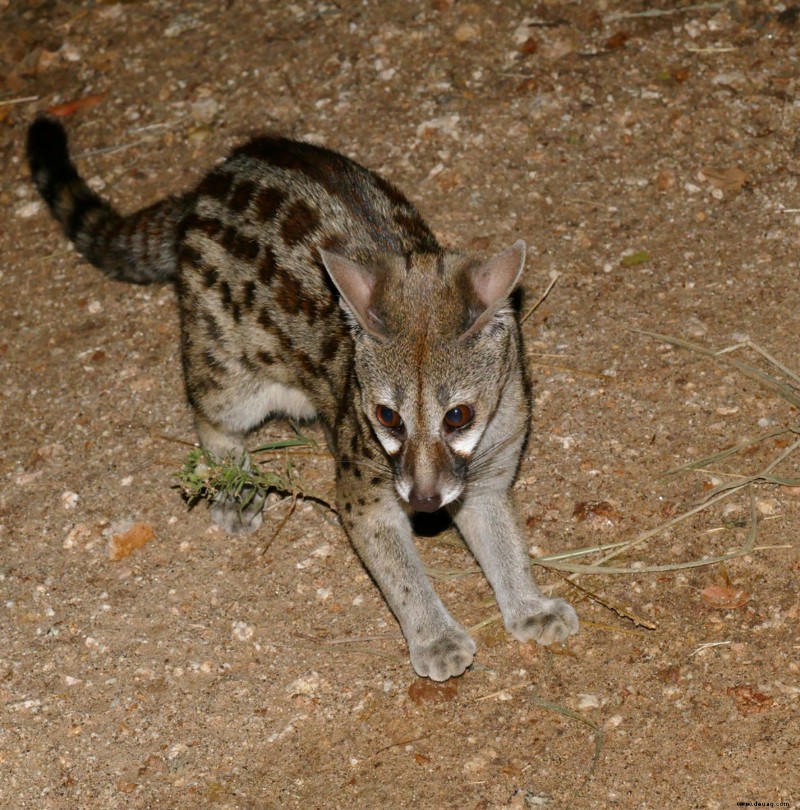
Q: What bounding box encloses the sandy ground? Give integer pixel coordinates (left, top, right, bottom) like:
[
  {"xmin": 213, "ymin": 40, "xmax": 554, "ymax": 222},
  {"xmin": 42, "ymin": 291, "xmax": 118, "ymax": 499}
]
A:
[{"xmin": 1, "ymin": 1, "xmax": 799, "ymax": 807}]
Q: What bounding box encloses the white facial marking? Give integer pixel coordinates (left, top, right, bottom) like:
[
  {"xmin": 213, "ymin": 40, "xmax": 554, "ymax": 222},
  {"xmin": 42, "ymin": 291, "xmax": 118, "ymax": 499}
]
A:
[
  {"xmin": 377, "ymin": 432, "xmax": 402, "ymax": 456},
  {"xmin": 439, "ymin": 481, "xmax": 464, "ymax": 508},
  {"xmin": 395, "ymin": 478, "xmax": 412, "ymax": 503},
  {"xmin": 448, "ymin": 428, "xmax": 482, "ymax": 457}
]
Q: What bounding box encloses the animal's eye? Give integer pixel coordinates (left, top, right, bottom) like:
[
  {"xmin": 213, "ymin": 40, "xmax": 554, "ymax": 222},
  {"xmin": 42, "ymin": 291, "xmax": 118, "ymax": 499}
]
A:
[
  {"xmin": 443, "ymin": 405, "xmax": 474, "ymax": 431},
  {"xmin": 376, "ymin": 405, "xmax": 403, "ymax": 430}
]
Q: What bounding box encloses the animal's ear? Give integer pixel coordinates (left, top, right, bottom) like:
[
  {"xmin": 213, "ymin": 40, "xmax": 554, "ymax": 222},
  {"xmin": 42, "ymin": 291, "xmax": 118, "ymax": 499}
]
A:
[
  {"xmin": 461, "ymin": 240, "xmax": 526, "ymax": 339},
  {"xmin": 319, "ymin": 250, "xmax": 387, "ymax": 339}
]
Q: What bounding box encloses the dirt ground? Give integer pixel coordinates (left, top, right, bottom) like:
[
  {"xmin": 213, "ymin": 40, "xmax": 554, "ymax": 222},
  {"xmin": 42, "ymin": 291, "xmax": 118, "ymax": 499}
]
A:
[{"xmin": 2, "ymin": 0, "xmax": 799, "ymax": 807}]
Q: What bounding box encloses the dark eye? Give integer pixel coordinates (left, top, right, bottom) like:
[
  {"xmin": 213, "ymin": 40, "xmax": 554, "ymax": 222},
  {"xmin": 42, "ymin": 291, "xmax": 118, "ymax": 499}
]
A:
[
  {"xmin": 376, "ymin": 405, "xmax": 403, "ymax": 430},
  {"xmin": 444, "ymin": 405, "xmax": 474, "ymax": 431}
]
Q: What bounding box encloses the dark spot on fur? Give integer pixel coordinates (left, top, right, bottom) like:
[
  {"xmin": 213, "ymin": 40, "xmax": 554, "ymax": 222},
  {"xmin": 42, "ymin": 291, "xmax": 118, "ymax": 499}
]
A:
[
  {"xmin": 344, "ymin": 502, "xmax": 352, "ymax": 513},
  {"xmin": 281, "ymin": 200, "xmax": 319, "ymax": 246},
  {"xmin": 353, "ymin": 468, "xmax": 362, "ymax": 479},
  {"xmin": 258, "ymin": 246, "xmax": 278, "ymax": 285},
  {"xmin": 257, "ymin": 350, "xmax": 274, "ymax": 365},
  {"xmin": 202, "ymin": 266, "xmax": 218, "ymax": 288},
  {"xmin": 273, "ymin": 272, "xmax": 302, "ymax": 314},
  {"xmin": 362, "ymin": 445, "xmax": 374, "ymax": 460},
  {"xmin": 257, "ymin": 308, "xmax": 272, "ymax": 329},
  {"xmin": 196, "ymin": 171, "xmax": 230, "ymax": 200},
  {"xmin": 233, "ymin": 137, "xmax": 352, "ymax": 196},
  {"xmin": 373, "ymin": 174, "xmax": 412, "ymax": 208},
  {"xmin": 239, "ymin": 351, "xmax": 258, "ymax": 373},
  {"xmin": 221, "ymin": 227, "xmax": 260, "ymax": 262},
  {"xmin": 241, "ymin": 280, "xmax": 257, "ymax": 310},
  {"xmin": 202, "ymin": 312, "xmax": 222, "ymax": 341},
  {"xmin": 370, "ymin": 476, "xmax": 381, "ymax": 486},
  {"xmin": 320, "ymin": 334, "xmax": 339, "ymax": 363},
  {"xmin": 318, "ymin": 234, "xmax": 346, "ymax": 256},
  {"xmin": 229, "ymin": 180, "xmax": 256, "ymax": 212},
  {"xmin": 181, "ymin": 244, "xmax": 202, "ymax": 267},
  {"xmin": 274, "ymin": 326, "xmax": 294, "ymax": 354},
  {"xmin": 220, "ymin": 280, "xmax": 233, "ymax": 309},
  {"xmin": 187, "ymin": 215, "xmax": 222, "ymax": 239},
  {"xmin": 203, "ymin": 349, "xmax": 227, "ymax": 373},
  {"xmin": 357, "ymin": 497, "xmax": 366, "ymax": 507},
  {"xmin": 394, "ymin": 210, "xmax": 433, "ymax": 244},
  {"xmin": 340, "ymin": 455, "xmax": 351, "ymax": 471},
  {"xmin": 295, "ymin": 350, "xmax": 317, "ymax": 377},
  {"xmin": 254, "ymin": 186, "xmax": 286, "ymax": 222}
]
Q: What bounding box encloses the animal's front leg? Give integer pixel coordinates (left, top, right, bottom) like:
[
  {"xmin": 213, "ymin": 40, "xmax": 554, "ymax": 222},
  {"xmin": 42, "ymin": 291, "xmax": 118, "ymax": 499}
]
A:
[
  {"xmin": 453, "ymin": 489, "xmax": 578, "ymax": 646},
  {"xmin": 340, "ymin": 488, "xmax": 475, "ymax": 681},
  {"xmin": 195, "ymin": 414, "xmax": 265, "ymax": 535}
]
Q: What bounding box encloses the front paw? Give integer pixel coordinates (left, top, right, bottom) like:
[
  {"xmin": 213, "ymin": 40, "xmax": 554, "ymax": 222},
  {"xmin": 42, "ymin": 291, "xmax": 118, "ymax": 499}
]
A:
[
  {"xmin": 505, "ymin": 597, "xmax": 579, "ymax": 646},
  {"xmin": 210, "ymin": 488, "xmax": 265, "ymax": 535},
  {"xmin": 409, "ymin": 626, "xmax": 477, "ymax": 682}
]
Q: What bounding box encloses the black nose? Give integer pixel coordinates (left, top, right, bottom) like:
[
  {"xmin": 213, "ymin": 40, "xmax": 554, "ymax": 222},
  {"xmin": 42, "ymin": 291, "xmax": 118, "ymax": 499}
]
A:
[{"xmin": 409, "ymin": 489, "xmax": 442, "ymax": 513}]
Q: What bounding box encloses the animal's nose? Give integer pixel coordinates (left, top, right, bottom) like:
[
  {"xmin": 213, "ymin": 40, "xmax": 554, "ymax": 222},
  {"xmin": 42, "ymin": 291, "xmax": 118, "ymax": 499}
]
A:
[{"xmin": 409, "ymin": 488, "xmax": 442, "ymax": 513}]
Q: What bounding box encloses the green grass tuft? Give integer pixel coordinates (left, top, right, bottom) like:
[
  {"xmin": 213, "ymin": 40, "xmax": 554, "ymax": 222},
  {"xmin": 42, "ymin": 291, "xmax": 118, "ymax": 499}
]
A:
[{"xmin": 176, "ymin": 434, "xmax": 318, "ymax": 510}]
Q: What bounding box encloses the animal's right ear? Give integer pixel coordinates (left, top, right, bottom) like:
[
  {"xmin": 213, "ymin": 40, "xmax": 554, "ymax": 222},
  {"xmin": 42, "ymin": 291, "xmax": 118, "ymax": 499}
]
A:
[{"xmin": 319, "ymin": 250, "xmax": 387, "ymax": 339}]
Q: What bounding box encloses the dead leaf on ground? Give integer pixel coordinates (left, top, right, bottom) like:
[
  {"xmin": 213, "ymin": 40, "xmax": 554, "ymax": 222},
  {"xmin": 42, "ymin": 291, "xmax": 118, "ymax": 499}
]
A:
[
  {"xmin": 407, "ymin": 677, "xmax": 459, "ymax": 705},
  {"xmin": 700, "ymin": 585, "xmax": 750, "ymax": 610},
  {"xmin": 671, "ymin": 66, "xmax": 690, "ymax": 83},
  {"xmin": 699, "ymin": 166, "xmax": 748, "ymax": 193},
  {"xmin": 726, "ymin": 685, "xmax": 773, "ymax": 716},
  {"xmin": 47, "ymin": 92, "xmax": 106, "ymax": 118},
  {"xmin": 656, "ymin": 169, "xmax": 676, "ymax": 191},
  {"xmin": 108, "ymin": 522, "xmax": 155, "ymax": 561},
  {"xmin": 620, "ymin": 250, "xmax": 651, "ymax": 267},
  {"xmin": 573, "ymin": 500, "xmax": 623, "ymax": 524},
  {"xmin": 605, "ymin": 31, "xmax": 630, "ymax": 50},
  {"xmin": 656, "ymin": 665, "xmax": 681, "ymax": 684}
]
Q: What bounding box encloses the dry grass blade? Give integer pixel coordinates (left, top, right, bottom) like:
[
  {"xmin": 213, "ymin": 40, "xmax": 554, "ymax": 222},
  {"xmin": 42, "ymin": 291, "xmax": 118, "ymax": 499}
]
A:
[
  {"xmin": 535, "ymin": 488, "xmax": 758, "ymax": 575},
  {"xmin": 565, "ymin": 579, "xmax": 657, "ymax": 629},
  {"xmin": 698, "ymin": 438, "xmax": 800, "ymax": 500},
  {"xmin": 473, "ymin": 684, "xmax": 604, "ymax": 782},
  {"xmin": 425, "ymin": 564, "xmax": 480, "ymax": 582},
  {"xmin": 533, "ymin": 332, "xmax": 800, "ymax": 578},
  {"xmin": 468, "ymin": 611, "xmax": 502, "ymax": 634},
  {"xmin": 260, "ymin": 495, "xmax": 298, "ymax": 555},
  {"xmin": 716, "ymin": 340, "xmax": 800, "ymax": 388},
  {"xmin": 661, "ymin": 425, "xmax": 796, "ymax": 478},
  {"xmin": 527, "ymin": 693, "xmax": 604, "ymax": 783},
  {"xmin": 580, "ymin": 620, "xmax": 651, "ymax": 638},
  {"xmin": 535, "ymin": 540, "xmax": 630, "ymax": 563},
  {"xmin": 638, "ymin": 331, "xmax": 800, "ymax": 409},
  {"xmin": 605, "ymin": 2, "xmax": 725, "ymax": 21},
  {"xmin": 322, "ymin": 634, "xmax": 403, "ymax": 645},
  {"xmin": 521, "ymin": 273, "xmax": 560, "ymax": 325}
]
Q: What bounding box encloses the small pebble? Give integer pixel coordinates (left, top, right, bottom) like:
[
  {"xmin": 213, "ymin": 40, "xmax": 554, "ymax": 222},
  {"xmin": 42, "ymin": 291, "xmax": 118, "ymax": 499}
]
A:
[{"xmin": 61, "ymin": 491, "xmax": 79, "ymax": 510}]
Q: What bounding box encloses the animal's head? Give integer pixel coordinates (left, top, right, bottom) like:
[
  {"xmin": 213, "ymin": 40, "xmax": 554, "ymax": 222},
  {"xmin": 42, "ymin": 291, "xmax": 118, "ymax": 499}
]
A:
[{"xmin": 322, "ymin": 241, "xmax": 526, "ymax": 511}]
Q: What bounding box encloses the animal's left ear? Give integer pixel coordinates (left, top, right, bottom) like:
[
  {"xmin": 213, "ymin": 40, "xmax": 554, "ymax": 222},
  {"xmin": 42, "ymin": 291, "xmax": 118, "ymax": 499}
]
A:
[{"xmin": 461, "ymin": 239, "xmax": 526, "ymax": 339}]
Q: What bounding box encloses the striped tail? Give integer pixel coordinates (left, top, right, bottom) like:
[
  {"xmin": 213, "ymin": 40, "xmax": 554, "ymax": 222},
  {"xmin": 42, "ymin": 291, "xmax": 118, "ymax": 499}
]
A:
[{"xmin": 27, "ymin": 116, "xmax": 190, "ymax": 284}]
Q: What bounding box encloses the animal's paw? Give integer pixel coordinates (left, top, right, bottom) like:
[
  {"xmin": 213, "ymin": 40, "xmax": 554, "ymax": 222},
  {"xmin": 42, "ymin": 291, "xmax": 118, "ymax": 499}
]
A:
[
  {"xmin": 505, "ymin": 597, "xmax": 579, "ymax": 646},
  {"xmin": 210, "ymin": 488, "xmax": 264, "ymax": 535},
  {"xmin": 409, "ymin": 626, "xmax": 476, "ymax": 682}
]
